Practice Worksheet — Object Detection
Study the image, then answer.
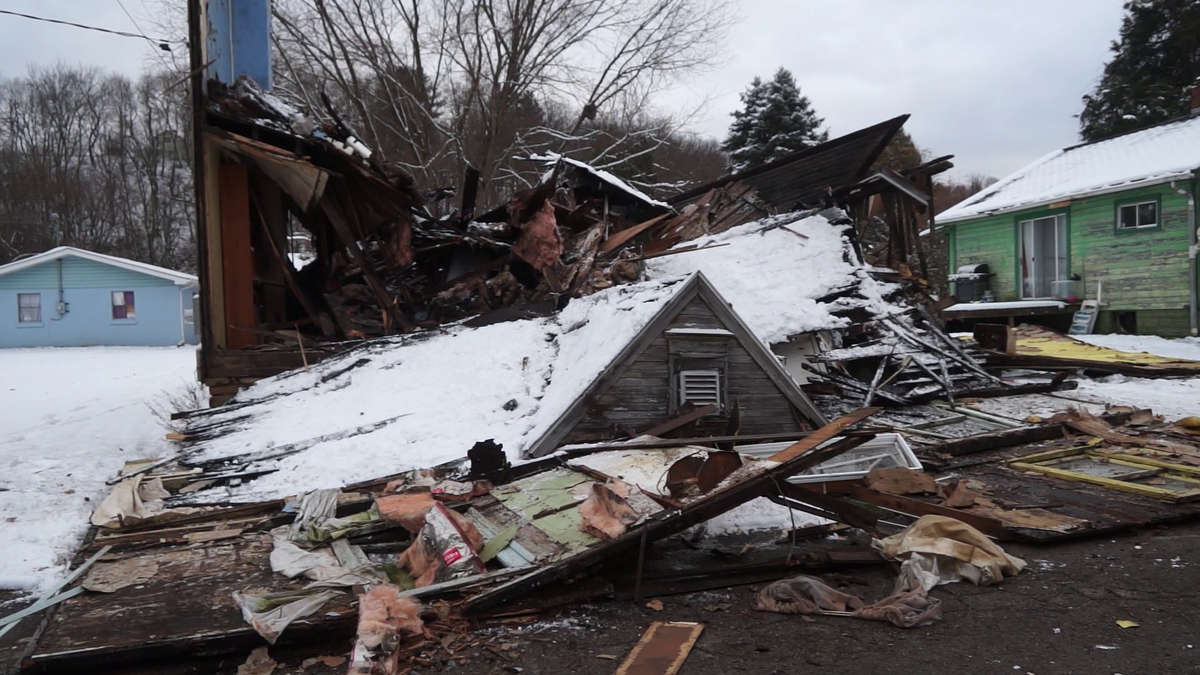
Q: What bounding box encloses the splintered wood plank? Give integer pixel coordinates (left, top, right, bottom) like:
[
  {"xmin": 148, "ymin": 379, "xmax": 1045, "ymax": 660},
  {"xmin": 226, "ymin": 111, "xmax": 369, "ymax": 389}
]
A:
[
  {"xmin": 615, "ymin": 621, "xmax": 705, "ymax": 675},
  {"xmin": 768, "ymin": 408, "xmax": 881, "ymax": 462}
]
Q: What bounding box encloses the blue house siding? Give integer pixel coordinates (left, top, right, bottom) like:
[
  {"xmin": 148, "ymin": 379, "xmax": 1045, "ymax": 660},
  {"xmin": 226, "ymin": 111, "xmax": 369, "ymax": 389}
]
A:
[{"xmin": 0, "ymin": 256, "xmax": 199, "ymax": 348}]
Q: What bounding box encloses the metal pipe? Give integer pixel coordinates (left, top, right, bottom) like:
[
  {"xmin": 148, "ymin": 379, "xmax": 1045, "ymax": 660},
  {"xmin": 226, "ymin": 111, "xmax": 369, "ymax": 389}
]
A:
[{"xmin": 1170, "ymin": 177, "xmax": 1198, "ymax": 336}]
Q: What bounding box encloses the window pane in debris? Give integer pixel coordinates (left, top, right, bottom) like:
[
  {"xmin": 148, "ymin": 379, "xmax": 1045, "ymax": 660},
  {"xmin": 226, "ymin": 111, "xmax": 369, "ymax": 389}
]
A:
[
  {"xmin": 736, "ymin": 433, "xmax": 921, "ymax": 483},
  {"xmin": 678, "ymin": 369, "xmax": 721, "ymax": 410}
]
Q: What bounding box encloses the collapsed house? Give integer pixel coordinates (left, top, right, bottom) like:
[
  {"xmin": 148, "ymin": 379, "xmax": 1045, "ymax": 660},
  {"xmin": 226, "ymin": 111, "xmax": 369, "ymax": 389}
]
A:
[
  {"xmin": 16, "ymin": 3, "xmax": 1200, "ymax": 675},
  {"xmin": 185, "ymin": 0, "xmax": 947, "ymax": 405}
]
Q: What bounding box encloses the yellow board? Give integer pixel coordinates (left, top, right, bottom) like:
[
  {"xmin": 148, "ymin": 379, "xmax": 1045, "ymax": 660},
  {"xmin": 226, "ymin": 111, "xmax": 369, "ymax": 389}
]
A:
[{"xmin": 1012, "ymin": 326, "xmax": 1200, "ymax": 371}]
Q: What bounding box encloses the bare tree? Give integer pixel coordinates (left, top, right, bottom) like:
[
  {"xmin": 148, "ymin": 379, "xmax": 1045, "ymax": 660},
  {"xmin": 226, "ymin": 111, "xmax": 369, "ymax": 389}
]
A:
[
  {"xmin": 0, "ymin": 65, "xmax": 195, "ymax": 269},
  {"xmin": 270, "ymin": 0, "xmax": 732, "ymax": 202}
]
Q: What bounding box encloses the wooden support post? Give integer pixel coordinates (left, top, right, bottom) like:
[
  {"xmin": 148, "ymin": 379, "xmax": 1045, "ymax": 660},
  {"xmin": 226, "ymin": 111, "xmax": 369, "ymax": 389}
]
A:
[{"xmin": 218, "ymin": 162, "xmax": 257, "ymax": 348}]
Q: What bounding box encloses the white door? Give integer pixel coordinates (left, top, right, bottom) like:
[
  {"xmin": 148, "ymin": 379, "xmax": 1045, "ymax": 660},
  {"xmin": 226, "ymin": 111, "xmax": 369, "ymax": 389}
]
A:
[{"xmin": 1020, "ymin": 214, "xmax": 1067, "ymax": 298}]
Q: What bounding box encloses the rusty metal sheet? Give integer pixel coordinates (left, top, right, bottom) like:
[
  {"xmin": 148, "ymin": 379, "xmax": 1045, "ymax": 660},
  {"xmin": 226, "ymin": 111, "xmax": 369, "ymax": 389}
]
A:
[{"xmin": 615, "ymin": 621, "xmax": 704, "ymax": 675}]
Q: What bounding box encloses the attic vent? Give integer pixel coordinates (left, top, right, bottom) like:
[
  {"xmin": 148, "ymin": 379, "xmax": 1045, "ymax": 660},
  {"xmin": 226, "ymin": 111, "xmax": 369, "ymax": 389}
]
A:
[{"xmin": 678, "ymin": 369, "xmax": 722, "ymax": 411}]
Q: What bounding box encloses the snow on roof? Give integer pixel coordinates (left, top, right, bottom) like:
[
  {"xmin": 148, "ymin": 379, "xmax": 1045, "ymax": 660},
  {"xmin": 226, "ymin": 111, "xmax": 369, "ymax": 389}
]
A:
[
  {"xmin": 0, "ymin": 246, "xmax": 197, "ymax": 285},
  {"xmin": 644, "ymin": 210, "xmax": 900, "ymax": 342},
  {"xmin": 940, "ymin": 115, "xmax": 1200, "ymax": 223},
  {"xmin": 536, "ymin": 153, "xmax": 670, "ymax": 209},
  {"xmin": 184, "ymin": 277, "xmax": 690, "ymax": 503}
]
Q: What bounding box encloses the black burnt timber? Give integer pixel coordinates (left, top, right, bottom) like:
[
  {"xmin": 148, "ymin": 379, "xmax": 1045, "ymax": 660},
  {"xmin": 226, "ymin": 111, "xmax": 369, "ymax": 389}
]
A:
[{"xmin": 461, "ymin": 433, "xmax": 875, "ymax": 614}]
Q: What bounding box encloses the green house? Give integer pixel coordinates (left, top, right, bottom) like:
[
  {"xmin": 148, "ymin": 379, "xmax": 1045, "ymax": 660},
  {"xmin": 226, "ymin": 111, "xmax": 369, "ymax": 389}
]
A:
[{"xmin": 938, "ymin": 112, "xmax": 1200, "ymax": 337}]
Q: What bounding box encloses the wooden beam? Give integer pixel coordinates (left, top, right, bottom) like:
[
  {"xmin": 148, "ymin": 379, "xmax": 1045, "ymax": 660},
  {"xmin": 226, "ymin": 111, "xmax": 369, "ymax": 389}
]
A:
[
  {"xmin": 218, "ymin": 162, "xmax": 257, "ymax": 348},
  {"xmin": 846, "ymin": 485, "xmax": 1010, "ymax": 540},
  {"xmin": 599, "ymin": 213, "xmax": 670, "ymax": 253},
  {"xmin": 248, "ymin": 188, "xmax": 336, "ymax": 338},
  {"xmin": 638, "ymin": 404, "xmax": 719, "ymax": 438},
  {"xmin": 768, "ymin": 408, "xmax": 881, "ymax": 462}
]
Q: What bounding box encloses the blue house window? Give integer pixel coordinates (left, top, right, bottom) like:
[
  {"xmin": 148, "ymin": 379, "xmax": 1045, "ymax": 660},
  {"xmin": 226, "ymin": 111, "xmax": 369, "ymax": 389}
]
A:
[
  {"xmin": 111, "ymin": 291, "xmax": 136, "ymax": 320},
  {"xmin": 18, "ymin": 293, "xmax": 40, "ymax": 323}
]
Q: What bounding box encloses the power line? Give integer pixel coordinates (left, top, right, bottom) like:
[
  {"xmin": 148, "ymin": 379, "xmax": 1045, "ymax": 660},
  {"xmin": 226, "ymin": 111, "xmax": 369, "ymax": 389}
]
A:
[
  {"xmin": 115, "ymin": 0, "xmax": 177, "ymax": 68},
  {"xmin": 0, "ymin": 8, "xmax": 176, "ymax": 51}
]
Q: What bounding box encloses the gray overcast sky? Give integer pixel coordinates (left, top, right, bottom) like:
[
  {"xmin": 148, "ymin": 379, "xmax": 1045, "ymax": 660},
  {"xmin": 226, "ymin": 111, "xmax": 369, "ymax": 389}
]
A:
[{"xmin": 0, "ymin": 0, "xmax": 1130, "ymax": 181}]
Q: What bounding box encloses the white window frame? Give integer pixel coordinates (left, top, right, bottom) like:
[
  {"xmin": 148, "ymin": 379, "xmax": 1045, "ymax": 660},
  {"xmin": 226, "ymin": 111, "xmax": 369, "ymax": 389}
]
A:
[
  {"xmin": 677, "ymin": 369, "xmax": 723, "ymax": 413},
  {"xmin": 17, "ymin": 293, "xmax": 41, "ymax": 323},
  {"xmin": 1117, "ymin": 200, "xmax": 1158, "ymax": 230}
]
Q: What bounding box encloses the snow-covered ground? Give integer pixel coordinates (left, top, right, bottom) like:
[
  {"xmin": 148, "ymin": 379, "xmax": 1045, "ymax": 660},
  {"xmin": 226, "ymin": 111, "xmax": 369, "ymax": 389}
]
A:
[
  {"xmin": 0, "ymin": 347, "xmax": 200, "ymax": 592},
  {"xmin": 1075, "ymin": 334, "xmax": 1200, "ymax": 362},
  {"xmin": 1069, "ymin": 334, "xmax": 1200, "ymax": 420}
]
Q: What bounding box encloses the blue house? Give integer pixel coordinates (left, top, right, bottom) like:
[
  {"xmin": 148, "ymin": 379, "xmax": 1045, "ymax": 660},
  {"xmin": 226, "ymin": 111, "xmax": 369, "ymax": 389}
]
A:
[{"xmin": 0, "ymin": 247, "xmax": 200, "ymax": 348}]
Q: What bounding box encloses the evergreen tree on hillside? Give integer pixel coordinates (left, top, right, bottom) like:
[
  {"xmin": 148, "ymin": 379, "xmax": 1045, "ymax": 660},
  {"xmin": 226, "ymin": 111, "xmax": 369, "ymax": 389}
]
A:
[
  {"xmin": 1079, "ymin": 0, "xmax": 1200, "ymax": 142},
  {"xmin": 722, "ymin": 67, "xmax": 828, "ymax": 172}
]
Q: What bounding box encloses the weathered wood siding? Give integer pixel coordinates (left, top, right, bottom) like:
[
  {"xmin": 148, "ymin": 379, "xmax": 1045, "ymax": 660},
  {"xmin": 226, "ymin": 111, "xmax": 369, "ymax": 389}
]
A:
[
  {"xmin": 952, "ymin": 212, "xmax": 1017, "ymax": 300},
  {"xmin": 1070, "ymin": 183, "xmax": 1192, "ymax": 313},
  {"xmin": 949, "ymin": 179, "xmax": 1196, "ymax": 335},
  {"xmin": 564, "ymin": 295, "xmax": 803, "ymax": 443}
]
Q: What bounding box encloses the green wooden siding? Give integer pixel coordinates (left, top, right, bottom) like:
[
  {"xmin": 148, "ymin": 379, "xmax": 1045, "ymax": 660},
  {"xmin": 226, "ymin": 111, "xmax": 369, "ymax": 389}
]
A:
[
  {"xmin": 952, "ymin": 213, "xmax": 1017, "ymax": 299},
  {"xmin": 0, "ymin": 256, "xmax": 177, "ymax": 290},
  {"xmin": 1070, "ymin": 184, "xmax": 1191, "ymax": 312},
  {"xmin": 947, "ymin": 180, "xmax": 1195, "ymax": 314}
]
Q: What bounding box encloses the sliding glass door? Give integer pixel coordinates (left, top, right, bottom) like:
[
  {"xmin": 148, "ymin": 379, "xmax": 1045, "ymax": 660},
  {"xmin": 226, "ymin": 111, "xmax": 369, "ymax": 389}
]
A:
[{"xmin": 1019, "ymin": 214, "xmax": 1068, "ymax": 298}]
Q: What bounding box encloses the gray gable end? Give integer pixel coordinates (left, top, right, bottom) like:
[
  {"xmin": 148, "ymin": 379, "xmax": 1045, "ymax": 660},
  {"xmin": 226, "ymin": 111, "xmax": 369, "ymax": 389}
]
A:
[{"xmin": 523, "ymin": 272, "xmax": 826, "ymax": 457}]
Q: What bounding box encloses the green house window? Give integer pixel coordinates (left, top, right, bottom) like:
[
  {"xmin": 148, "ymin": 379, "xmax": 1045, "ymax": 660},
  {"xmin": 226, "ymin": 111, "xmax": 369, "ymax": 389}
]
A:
[{"xmin": 1117, "ymin": 201, "xmax": 1158, "ymax": 230}]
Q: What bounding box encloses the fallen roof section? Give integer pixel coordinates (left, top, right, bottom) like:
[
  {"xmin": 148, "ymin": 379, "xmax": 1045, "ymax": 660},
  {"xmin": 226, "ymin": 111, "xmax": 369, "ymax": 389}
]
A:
[
  {"xmin": 171, "ymin": 272, "xmax": 826, "ymax": 502},
  {"xmin": 669, "ymin": 115, "xmax": 910, "ymax": 210}
]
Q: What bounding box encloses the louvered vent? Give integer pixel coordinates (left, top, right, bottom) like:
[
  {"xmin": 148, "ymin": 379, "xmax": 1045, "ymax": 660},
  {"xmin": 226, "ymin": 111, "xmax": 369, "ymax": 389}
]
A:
[{"xmin": 678, "ymin": 369, "xmax": 722, "ymax": 411}]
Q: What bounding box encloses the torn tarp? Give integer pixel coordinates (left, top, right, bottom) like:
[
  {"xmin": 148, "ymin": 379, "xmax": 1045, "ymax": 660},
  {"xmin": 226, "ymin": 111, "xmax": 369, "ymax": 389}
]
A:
[
  {"xmin": 876, "ymin": 515, "xmax": 1027, "ymax": 592},
  {"xmin": 755, "ymin": 574, "xmax": 942, "ymax": 629},
  {"xmin": 232, "ymin": 588, "xmax": 344, "ymax": 644}
]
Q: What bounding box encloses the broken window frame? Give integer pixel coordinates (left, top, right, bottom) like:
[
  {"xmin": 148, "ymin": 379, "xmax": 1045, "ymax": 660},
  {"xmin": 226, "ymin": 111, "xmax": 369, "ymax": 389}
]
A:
[
  {"xmin": 737, "ymin": 433, "xmax": 922, "ymax": 484},
  {"xmin": 1009, "ymin": 447, "xmax": 1200, "ymax": 503}
]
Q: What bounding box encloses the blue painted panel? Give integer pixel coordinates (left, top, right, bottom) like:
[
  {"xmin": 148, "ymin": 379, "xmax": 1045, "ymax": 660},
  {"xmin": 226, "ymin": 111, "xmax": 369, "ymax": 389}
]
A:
[
  {"xmin": 0, "ymin": 257, "xmax": 176, "ymax": 290},
  {"xmin": 206, "ymin": 0, "xmax": 273, "ymax": 90},
  {"xmin": 0, "ymin": 284, "xmax": 200, "ymax": 347}
]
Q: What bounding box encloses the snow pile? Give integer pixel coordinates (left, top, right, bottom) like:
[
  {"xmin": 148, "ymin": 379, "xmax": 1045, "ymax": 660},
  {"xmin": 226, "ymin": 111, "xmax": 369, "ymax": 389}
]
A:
[
  {"xmin": 1075, "ymin": 334, "xmax": 1200, "ymax": 362},
  {"xmin": 940, "ymin": 115, "xmax": 1200, "ymax": 221},
  {"xmin": 0, "ymin": 347, "xmax": 199, "ymax": 592},
  {"xmin": 1076, "ymin": 375, "xmax": 1200, "ymax": 421},
  {"xmin": 701, "ymin": 497, "xmax": 828, "ymax": 536},
  {"xmin": 645, "ymin": 211, "xmax": 901, "ymax": 343},
  {"xmin": 187, "ymin": 278, "xmax": 689, "ymax": 502}
]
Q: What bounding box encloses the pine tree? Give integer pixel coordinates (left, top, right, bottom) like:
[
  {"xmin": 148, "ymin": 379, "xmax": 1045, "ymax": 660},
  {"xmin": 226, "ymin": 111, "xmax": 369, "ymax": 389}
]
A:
[
  {"xmin": 722, "ymin": 68, "xmax": 828, "ymax": 172},
  {"xmin": 1079, "ymin": 0, "xmax": 1200, "ymax": 142}
]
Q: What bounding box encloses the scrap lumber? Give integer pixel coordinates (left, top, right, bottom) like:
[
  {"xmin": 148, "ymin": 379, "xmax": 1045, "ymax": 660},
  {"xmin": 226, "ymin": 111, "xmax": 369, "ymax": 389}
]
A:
[
  {"xmin": 462, "ymin": 436, "xmax": 874, "ymax": 613},
  {"xmin": 768, "ymin": 408, "xmax": 881, "ymax": 462},
  {"xmin": 614, "ymin": 621, "xmax": 704, "ymax": 675},
  {"xmin": 845, "ymin": 485, "xmax": 1009, "ymax": 540},
  {"xmin": 599, "ymin": 213, "xmax": 670, "ymax": 253}
]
